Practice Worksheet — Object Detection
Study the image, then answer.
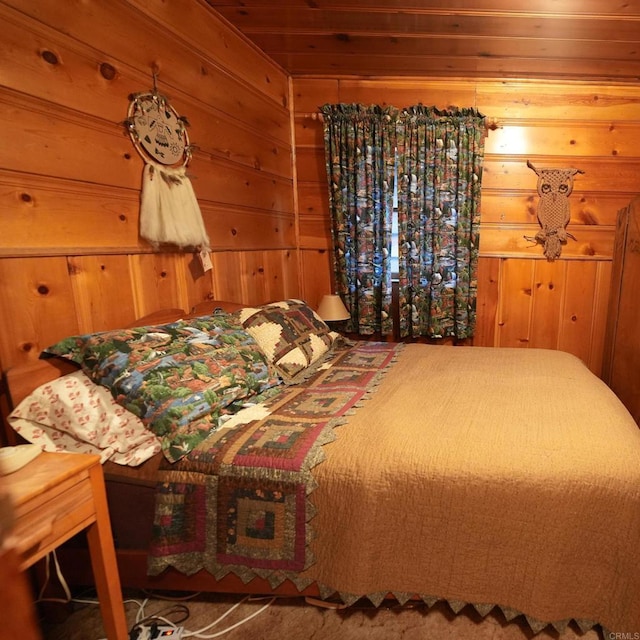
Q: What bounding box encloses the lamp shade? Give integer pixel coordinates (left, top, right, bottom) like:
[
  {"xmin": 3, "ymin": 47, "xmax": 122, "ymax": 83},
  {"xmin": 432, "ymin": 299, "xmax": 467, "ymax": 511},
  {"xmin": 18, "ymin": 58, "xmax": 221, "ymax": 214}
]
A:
[{"xmin": 317, "ymin": 294, "xmax": 350, "ymax": 322}]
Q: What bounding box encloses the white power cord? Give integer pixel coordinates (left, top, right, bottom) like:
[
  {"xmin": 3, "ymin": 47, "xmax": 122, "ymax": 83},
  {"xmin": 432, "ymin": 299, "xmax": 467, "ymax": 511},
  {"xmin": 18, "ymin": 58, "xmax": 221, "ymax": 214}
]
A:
[
  {"xmin": 129, "ymin": 594, "xmax": 276, "ymax": 639},
  {"xmin": 35, "ymin": 550, "xmax": 72, "ymax": 604},
  {"xmin": 182, "ymin": 595, "xmax": 276, "ymax": 638},
  {"xmin": 89, "ymin": 592, "xmax": 274, "ymax": 639},
  {"xmin": 34, "ymin": 551, "xmax": 276, "ymax": 639}
]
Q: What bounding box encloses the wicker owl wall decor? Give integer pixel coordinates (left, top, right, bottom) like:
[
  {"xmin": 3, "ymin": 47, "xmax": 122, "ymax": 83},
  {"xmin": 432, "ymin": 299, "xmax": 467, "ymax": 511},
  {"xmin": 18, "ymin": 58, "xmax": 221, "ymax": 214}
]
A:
[{"xmin": 526, "ymin": 160, "xmax": 584, "ymax": 261}]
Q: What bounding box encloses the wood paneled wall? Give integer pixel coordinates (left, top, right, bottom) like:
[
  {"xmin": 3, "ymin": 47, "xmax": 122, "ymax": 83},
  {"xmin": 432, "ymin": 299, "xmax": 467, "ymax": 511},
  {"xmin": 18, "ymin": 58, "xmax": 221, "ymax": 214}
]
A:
[
  {"xmin": 0, "ymin": 0, "xmax": 300, "ymax": 382},
  {"xmin": 2, "ymin": 0, "xmax": 640, "ymax": 409},
  {"xmin": 293, "ymin": 78, "xmax": 640, "ymax": 374}
]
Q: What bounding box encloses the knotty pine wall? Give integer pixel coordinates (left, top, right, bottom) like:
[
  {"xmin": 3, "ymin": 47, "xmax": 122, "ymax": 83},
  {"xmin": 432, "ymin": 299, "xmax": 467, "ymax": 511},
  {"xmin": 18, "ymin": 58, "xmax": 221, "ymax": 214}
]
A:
[
  {"xmin": 2, "ymin": 0, "xmax": 640, "ymax": 435},
  {"xmin": 0, "ymin": 0, "xmax": 300, "ymax": 396},
  {"xmin": 293, "ymin": 79, "xmax": 640, "ymax": 374}
]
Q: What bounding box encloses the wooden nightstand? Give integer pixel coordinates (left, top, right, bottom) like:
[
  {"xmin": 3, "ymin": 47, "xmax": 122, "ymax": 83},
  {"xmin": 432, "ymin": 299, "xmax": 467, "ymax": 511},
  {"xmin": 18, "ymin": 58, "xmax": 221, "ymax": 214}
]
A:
[{"xmin": 4, "ymin": 452, "xmax": 128, "ymax": 640}]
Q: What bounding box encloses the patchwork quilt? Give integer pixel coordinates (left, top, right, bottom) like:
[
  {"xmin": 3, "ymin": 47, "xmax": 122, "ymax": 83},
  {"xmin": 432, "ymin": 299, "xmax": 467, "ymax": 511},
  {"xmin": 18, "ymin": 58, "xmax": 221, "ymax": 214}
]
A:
[{"xmin": 147, "ymin": 341, "xmax": 402, "ymax": 584}]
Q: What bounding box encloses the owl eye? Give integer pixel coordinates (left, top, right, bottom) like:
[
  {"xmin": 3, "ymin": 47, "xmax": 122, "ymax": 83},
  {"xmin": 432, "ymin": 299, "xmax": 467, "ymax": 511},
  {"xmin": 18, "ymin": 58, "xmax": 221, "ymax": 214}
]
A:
[
  {"xmin": 558, "ymin": 184, "xmax": 569, "ymax": 193},
  {"xmin": 541, "ymin": 183, "xmax": 552, "ymax": 193}
]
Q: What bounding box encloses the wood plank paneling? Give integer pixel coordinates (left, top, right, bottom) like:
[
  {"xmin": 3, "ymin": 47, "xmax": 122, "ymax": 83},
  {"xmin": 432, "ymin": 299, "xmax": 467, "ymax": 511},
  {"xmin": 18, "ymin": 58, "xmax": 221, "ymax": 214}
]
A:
[
  {"xmin": 496, "ymin": 259, "xmax": 535, "ymax": 347},
  {"xmin": 207, "ymin": 6, "xmax": 640, "ymax": 42},
  {"xmin": 0, "ymin": 169, "xmax": 296, "ymax": 256},
  {"xmin": 130, "ymin": 0, "xmax": 290, "ymax": 108},
  {"xmin": 202, "ymin": 1, "xmax": 640, "ymax": 83},
  {"xmin": 0, "ymin": 257, "xmax": 80, "ymax": 369},
  {"xmin": 588, "ymin": 261, "xmax": 612, "ymax": 375},
  {"xmin": 557, "ymin": 261, "xmax": 603, "ymax": 367},
  {"xmin": 482, "ymin": 158, "xmax": 640, "ymax": 193},
  {"xmin": 204, "ymin": 207, "xmax": 296, "ymax": 252},
  {"xmin": 292, "ymin": 76, "xmax": 640, "ymax": 374},
  {"xmin": 0, "ymin": 91, "xmax": 295, "ymax": 218},
  {"xmin": 210, "ymin": 250, "xmax": 300, "ymax": 305},
  {"xmin": 0, "ymin": 172, "xmax": 140, "ymax": 254},
  {"xmin": 1, "ymin": 0, "xmax": 639, "ymax": 389},
  {"xmin": 0, "ymin": 1, "xmax": 291, "ymax": 135},
  {"xmin": 300, "ymin": 249, "xmax": 333, "ymax": 311},
  {"xmin": 276, "ymin": 54, "xmax": 640, "ymax": 82},
  {"xmin": 529, "ymin": 260, "xmax": 564, "ymax": 351},
  {"xmin": 0, "ymin": 90, "xmax": 137, "ymax": 187},
  {"xmin": 68, "ymin": 255, "xmax": 138, "ymax": 333},
  {"xmin": 477, "ymin": 84, "xmax": 640, "ymax": 122},
  {"xmin": 206, "ymin": 0, "xmax": 640, "ymax": 11},
  {"xmin": 250, "ymin": 33, "xmax": 638, "ymax": 70},
  {"xmin": 479, "ymin": 225, "xmax": 614, "ymax": 260},
  {"xmin": 295, "ymin": 145, "xmax": 640, "ymax": 194},
  {"xmin": 478, "ymin": 192, "xmax": 625, "ymax": 227},
  {"xmin": 130, "ymin": 253, "xmax": 190, "ymax": 318},
  {"xmin": 298, "ymin": 215, "xmax": 332, "ymax": 250},
  {"xmin": 293, "ymin": 79, "xmax": 640, "ymax": 123},
  {"xmin": 0, "ymin": 0, "xmax": 300, "ymax": 379},
  {"xmin": 474, "ymin": 256, "xmax": 500, "ymax": 347}
]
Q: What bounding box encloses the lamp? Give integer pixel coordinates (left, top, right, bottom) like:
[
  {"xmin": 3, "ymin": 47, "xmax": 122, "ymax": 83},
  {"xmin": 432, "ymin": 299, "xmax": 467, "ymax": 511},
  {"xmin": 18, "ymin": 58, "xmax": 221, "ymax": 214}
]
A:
[{"xmin": 317, "ymin": 294, "xmax": 350, "ymax": 322}]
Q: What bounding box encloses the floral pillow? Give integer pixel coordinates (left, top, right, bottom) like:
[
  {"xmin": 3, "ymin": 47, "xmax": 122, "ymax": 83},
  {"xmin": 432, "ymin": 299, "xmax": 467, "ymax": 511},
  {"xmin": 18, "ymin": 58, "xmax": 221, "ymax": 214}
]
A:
[
  {"xmin": 8, "ymin": 370, "xmax": 161, "ymax": 466},
  {"xmin": 237, "ymin": 299, "xmax": 340, "ymax": 383},
  {"xmin": 41, "ymin": 314, "xmax": 281, "ymax": 462}
]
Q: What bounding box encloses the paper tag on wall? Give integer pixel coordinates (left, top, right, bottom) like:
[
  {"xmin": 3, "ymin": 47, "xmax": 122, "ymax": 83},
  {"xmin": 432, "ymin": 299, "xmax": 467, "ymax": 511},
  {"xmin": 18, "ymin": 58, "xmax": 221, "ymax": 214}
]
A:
[{"xmin": 198, "ymin": 249, "xmax": 213, "ymax": 272}]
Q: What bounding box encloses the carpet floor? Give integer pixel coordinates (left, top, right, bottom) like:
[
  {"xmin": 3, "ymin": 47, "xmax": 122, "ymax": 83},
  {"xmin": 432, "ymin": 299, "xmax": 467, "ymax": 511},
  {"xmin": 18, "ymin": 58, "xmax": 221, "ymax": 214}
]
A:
[{"xmin": 39, "ymin": 590, "xmax": 605, "ymax": 640}]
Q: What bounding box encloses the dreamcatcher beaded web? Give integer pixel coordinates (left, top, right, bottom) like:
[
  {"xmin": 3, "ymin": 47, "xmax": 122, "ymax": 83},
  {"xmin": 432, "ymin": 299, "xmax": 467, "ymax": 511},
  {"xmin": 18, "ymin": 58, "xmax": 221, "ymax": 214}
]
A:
[
  {"xmin": 125, "ymin": 85, "xmax": 210, "ymax": 251},
  {"xmin": 526, "ymin": 160, "xmax": 583, "ymax": 261}
]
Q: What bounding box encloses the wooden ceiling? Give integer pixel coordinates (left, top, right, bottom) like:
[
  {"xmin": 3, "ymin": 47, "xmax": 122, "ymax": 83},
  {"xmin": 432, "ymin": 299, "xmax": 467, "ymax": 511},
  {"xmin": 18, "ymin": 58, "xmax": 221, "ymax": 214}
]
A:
[{"xmin": 204, "ymin": 0, "xmax": 640, "ymax": 83}]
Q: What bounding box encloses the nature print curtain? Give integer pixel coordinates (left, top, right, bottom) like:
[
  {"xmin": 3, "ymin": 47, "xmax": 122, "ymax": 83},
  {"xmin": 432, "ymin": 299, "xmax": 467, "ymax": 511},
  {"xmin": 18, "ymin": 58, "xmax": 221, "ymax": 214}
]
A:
[
  {"xmin": 396, "ymin": 106, "xmax": 486, "ymax": 339},
  {"xmin": 320, "ymin": 104, "xmax": 396, "ymax": 335}
]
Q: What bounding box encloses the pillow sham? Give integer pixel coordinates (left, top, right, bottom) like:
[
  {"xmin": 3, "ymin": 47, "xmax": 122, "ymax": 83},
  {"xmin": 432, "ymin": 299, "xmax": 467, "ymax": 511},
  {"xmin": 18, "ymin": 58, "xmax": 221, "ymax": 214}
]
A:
[
  {"xmin": 8, "ymin": 370, "xmax": 161, "ymax": 466},
  {"xmin": 41, "ymin": 314, "xmax": 281, "ymax": 462},
  {"xmin": 237, "ymin": 299, "xmax": 340, "ymax": 383}
]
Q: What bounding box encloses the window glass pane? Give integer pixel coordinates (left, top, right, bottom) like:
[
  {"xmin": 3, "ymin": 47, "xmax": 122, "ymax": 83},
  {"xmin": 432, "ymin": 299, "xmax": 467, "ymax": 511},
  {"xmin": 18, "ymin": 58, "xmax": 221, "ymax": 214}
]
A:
[{"xmin": 390, "ymin": 160, "xmax": 398, "ymax": 276}]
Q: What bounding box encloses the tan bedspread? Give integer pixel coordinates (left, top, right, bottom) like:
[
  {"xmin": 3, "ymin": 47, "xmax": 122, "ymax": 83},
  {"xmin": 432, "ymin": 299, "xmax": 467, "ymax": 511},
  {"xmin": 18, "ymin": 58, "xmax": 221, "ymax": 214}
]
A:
[{"xmin": 303, "ymin": 344, "xmax": 640, "ymax": 633}]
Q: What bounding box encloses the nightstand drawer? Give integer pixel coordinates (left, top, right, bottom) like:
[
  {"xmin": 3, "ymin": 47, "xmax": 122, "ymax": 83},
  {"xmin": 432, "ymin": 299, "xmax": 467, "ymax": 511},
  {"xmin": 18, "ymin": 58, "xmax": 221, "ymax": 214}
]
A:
[
  {"xmin": 5, "ymin": 452, "xmax": 128, "ymax": 639},
  {"xmin": 13, "ymin": 475, "xmax": 94, "ymax": 569}
]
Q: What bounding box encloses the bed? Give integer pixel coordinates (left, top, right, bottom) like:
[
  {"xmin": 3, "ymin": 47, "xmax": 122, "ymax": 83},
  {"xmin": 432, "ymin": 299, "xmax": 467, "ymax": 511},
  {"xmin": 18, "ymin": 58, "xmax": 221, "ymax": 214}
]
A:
[{"xmin": 5, "ymin": 299, "xmax": 640, "ymax": 636}]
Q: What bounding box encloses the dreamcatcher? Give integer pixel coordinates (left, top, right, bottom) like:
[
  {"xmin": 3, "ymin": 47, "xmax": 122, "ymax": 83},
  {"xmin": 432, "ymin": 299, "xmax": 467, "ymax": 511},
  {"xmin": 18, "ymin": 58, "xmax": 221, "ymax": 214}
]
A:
[{"xmin": 124, "ymin": 80, "xmax": 210, "ymax": 253}]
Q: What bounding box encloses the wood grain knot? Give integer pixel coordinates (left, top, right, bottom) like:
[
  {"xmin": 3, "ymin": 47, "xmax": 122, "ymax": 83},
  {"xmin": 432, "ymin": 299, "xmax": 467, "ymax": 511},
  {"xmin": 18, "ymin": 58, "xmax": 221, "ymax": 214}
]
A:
[
  {"xmin": 41, "ymin": 50, "xmax": 59, "ymax": 65},
  {"xmin": 20, "ymin": 193, "xmax": 32, "ymax": 203},
  {"xmin": 99, "ymin": 63, "xmax": 117, "ymax": 80},
  {"xmin": 37, "ymin": 285, "xmax": 49, "ymax": 295}
]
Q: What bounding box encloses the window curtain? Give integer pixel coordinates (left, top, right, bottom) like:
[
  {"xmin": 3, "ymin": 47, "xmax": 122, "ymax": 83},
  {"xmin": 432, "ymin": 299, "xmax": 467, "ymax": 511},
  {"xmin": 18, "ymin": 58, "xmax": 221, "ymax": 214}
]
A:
[
  {"xmin": 396, "ymin": 106, "xmax": 486, "ymax": 339},
  {"xmin": 320, "ymin": 104, "xmax": 396, "ymax": 335}
]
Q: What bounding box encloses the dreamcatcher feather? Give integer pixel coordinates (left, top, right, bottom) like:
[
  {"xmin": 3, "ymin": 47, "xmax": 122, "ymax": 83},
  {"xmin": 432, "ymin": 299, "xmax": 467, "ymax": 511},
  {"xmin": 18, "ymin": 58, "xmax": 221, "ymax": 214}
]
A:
[{"xmin": 124, "ymin": 88, "xmax": 210, "ymax": 251}]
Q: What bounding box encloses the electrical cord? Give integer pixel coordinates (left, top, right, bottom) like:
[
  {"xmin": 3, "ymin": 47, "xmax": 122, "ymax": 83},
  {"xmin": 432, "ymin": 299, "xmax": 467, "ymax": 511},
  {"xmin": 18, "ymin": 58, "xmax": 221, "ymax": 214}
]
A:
[
  {"xmin": 35, "ymin": 550, "xmax": 72, "ymax": 604},
  {"xmin": 135, "ymin": 603, "xmax": 190, "ymax": 626},
  {"xmin": 66, "ymin": 590, "xmax": 275, "ymax": 639},
  {"xmin": 126, "ymin": 594, "xmax": 276, "ymax": 639},
  {"xmin": 34, "ymin": 550, "xmax": 276, "ymax": 639},
  {"xmin": 181, "ymin": 596, "xmax": 276, "ymax": 639},
  {"xmin": 128, "ymin": 601, "xmax": 191, "ymax": 639}
]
